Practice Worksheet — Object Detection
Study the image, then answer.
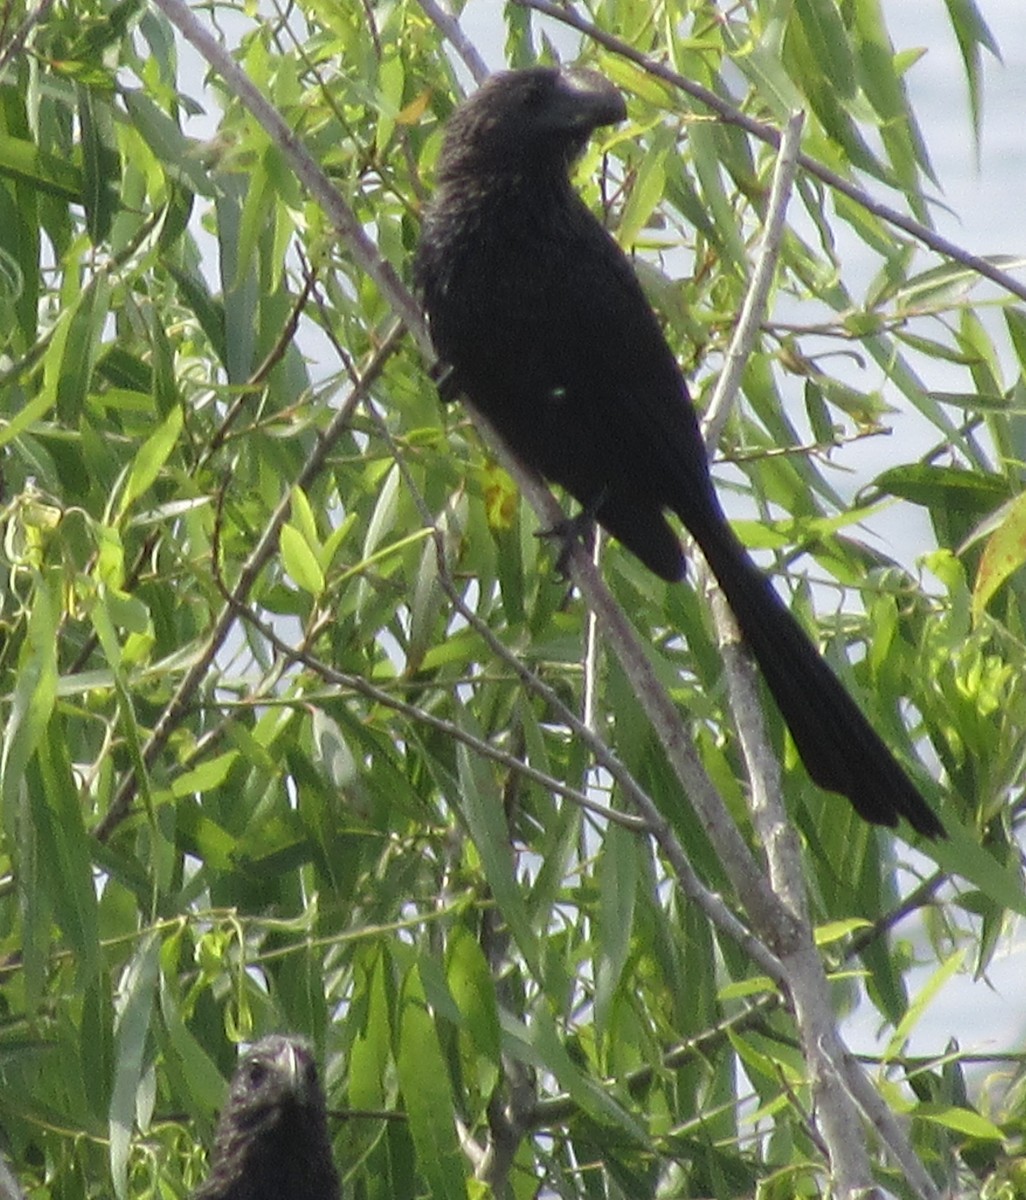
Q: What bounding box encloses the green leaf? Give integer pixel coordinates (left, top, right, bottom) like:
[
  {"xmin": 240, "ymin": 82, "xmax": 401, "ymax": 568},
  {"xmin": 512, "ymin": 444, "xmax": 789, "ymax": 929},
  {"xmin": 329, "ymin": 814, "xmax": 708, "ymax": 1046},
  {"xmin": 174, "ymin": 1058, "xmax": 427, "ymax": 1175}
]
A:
[
  {"xmin": 886, "ymin": 948, "xmax": 966, "ymax": 1060},
  {"xmin": 118, "ymin": 405, "xmax": 183, "ymax": 517},
  {"xmin": 617, "ymin": 139, "xmax": 667, "ymax": 248},
  {"xmin": 687, "ymin": 121, "xmax": 746, "ymax": 271},
  {"xmin": 813, "ymin": 918, "xmax": 872, "ymax": 946},
  {"xmin": 158, "ymin": 941, "xmax": 227, "ymax": 1120},
  {"xmin": 397, "ymin": 963, "xmax": 468, "ymax": 1200},
  {"xmin": 171, "ymin": 751, "xmax": 240, "ymax": 797},
  {"xmin": 77, "ymin": 82, "xmax": 120, "ymax": 245},
  {"xmin": 942, "ymin": 0, "xmax": 1002, "ymax": 146},
  {"xmin": 289, "ymin": 486, "xmax": 321, "ymax": 555},
  {"xmin": 349, "ymin": 947, "xmax": 392, "ymax": 1118},
  {"xmin": 122, "ymin": 90, "xmax": 216, "ymax": 197},
  {"xmin": 31, "ymin": 719, "xmax": 101, "ymax": 984},
  {"xmin": 595, "ymin": 821, "xmax": 637, "ymax": 1033},
  {"xmin": 794, "ymin": 0, "xmax": 857, "ymax": 100},
  {"xmin": 530, "ymin": 1004, "xmax": 649, "ymax": 1141},
  {"xmin": 874, "ymin": 464, "xmax": 1008, "ymax": 515},
  {"xmin": 455, "ymin": 727, "xmax": 539, "ymax": 976},
  {"xmin": 972, "ymin": 491, "xmax": 1026, "ymax": 620},
  {"xmin": 914, "ymin": 1103, "xmax": 1004, "ymax": 1140},
  {"xmin": 446, "ymin": 927, "xmax": 501, "ymax": 1065},
  {"xmin": 109, "ymin": 933, "xmax": 161, "ymax": 1199},
  {"xmin": 280, "ymin": 522, "xmax": 326, "ymax": 595},
  {"xmin": 22, "ymin": 273, "xmax": 111, "ymax": 431},
  {"xmin": 0, "ymin": 133, "xmax": 83, "ymax": 199},
  {"xmin": 1, "ymin": 570, "xmax": 60, "ymax": 825}
]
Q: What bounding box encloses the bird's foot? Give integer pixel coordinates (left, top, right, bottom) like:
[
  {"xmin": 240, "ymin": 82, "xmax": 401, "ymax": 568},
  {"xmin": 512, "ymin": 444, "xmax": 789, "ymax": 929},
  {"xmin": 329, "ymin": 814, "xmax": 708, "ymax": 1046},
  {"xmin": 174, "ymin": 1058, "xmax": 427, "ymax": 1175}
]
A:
[{"xmin": 536, "ymin": 492, "xmax": 605, "ymax": 577}]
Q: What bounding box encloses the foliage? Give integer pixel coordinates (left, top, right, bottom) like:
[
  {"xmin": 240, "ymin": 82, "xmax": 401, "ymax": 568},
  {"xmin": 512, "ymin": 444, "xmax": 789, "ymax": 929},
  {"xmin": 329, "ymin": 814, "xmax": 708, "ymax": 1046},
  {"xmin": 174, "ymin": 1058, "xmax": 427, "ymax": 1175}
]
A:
[{"xmin": 0, "ymin": 1, "xmax": 1023, "ymax": 1197}]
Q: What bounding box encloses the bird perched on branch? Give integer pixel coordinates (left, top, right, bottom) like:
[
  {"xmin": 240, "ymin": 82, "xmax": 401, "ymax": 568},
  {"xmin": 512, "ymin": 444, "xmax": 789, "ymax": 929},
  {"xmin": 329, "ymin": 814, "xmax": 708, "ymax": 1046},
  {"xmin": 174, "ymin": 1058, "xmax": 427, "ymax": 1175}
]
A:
[
  {"xmin": 415, "ymin": 66, "xmax": 944, "ymax": 838},
  {"xmin": 191, "ymin": 1035, "xmax": 340, "ymax": 1200}
]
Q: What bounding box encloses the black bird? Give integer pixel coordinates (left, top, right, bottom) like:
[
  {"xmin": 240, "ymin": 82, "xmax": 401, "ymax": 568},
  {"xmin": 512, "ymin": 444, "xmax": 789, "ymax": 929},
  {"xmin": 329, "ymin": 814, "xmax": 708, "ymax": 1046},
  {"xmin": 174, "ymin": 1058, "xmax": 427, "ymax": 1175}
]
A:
[
  {"xmin": 415, "ymin": 67, "xmax": 944, "ymax": 838},
  {"xmin": 191, "ymin": 1035, "xmax": 340, "ymax": 1200}
]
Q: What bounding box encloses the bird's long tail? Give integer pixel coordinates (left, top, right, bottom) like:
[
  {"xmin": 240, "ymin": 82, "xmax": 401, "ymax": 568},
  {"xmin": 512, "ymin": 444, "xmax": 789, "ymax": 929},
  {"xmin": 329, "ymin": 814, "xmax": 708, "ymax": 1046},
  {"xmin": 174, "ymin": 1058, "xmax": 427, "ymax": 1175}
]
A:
[{"xmin": 685, "ymin": 504, "xmax": 944, "ymax": 838}]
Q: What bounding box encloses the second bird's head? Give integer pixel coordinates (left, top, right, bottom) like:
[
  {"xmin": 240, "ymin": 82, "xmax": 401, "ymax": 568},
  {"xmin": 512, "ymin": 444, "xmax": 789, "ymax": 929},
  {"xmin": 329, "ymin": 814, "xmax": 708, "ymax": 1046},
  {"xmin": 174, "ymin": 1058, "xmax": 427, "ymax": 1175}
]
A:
[
  {"xmin": 225, "ymin": 1035, "xmax": 326, "ymax": 1135},
  {"xmin": 435, "ymin": 66, "xmax": 627, "ymax": 183}
]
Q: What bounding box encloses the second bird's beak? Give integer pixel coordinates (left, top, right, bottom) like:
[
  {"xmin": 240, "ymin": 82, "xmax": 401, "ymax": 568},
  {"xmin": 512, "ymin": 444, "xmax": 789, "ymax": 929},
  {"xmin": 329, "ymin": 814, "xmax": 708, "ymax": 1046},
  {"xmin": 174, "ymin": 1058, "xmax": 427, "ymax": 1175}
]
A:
[{"xmin": 549, "ymin": 68, "xmax": 627, "ymax": 135}]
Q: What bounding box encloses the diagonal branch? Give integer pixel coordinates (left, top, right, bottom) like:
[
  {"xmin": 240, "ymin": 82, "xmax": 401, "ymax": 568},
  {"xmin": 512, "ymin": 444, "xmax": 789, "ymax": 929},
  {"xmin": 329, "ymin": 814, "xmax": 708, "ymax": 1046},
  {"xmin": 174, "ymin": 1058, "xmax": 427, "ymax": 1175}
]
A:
[{"xmin": 694, "ymin": 109, "xmax": 940, "ymax": 1200}]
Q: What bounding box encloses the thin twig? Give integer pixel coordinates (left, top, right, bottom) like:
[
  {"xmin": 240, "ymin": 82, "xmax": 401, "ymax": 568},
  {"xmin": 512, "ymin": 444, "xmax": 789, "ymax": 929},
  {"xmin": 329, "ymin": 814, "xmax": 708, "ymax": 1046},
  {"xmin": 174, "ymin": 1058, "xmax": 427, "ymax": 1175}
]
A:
[
  {"xmin": 832, "ymin": 1040, "xmax": 941, "ymax": 1197},
  {"xmin": 697, "ymin": 115, "xmax": 883, "ymax": 1194},
  {"xmin": 414, "ymin": 0, "xmax": 490, "ymax": 85},
  {"xmin": 205, "ymin": 264, "xmax": 318, "ymax": 460},
  {"xmin": 0, "ymin": 0, "xmax": 54, "ymax": 76},
  {"xmin": 701, "ymin": 109, "xmax": 807, "ymax": 909},
  {"xmin": 703, "ymin": 111, "xmax": 804, "ymax": 452},
  {"xmin": 846, "ymin": 872, "xmax": 946, "ymax": 959}
]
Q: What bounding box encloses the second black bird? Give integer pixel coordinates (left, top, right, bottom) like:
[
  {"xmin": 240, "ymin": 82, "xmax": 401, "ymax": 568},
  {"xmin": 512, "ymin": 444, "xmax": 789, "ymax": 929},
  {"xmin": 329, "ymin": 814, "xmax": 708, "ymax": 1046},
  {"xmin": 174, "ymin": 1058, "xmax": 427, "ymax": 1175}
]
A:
[
  {"xmin": 190, "ymin": 1035, "xmax": 340, "ymax": 1200},
  {"xmin": 415, "ymin": 67, "xmax": 944, "ymax": 838}
]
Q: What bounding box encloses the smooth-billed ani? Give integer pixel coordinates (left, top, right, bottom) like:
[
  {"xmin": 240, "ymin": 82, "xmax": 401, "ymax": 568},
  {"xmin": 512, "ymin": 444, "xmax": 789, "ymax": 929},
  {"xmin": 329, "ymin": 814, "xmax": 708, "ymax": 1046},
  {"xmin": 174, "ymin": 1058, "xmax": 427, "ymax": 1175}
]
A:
[
  {"xmin": 190, "ymin": 1035, "xmax": 340, "ymax": 1200},
  {"xmin": 415, "ymin": 67, "xmax": 944, "ymax": 838}
]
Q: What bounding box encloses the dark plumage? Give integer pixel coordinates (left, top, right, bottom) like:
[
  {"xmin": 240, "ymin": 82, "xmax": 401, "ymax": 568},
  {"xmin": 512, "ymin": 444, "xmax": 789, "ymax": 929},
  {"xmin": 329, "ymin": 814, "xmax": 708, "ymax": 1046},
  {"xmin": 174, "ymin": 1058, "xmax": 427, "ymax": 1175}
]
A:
[
  {"xmin": 191, "ymin": 1035, "xmax": 340, "ymax": 1200},
  {"xmin": 415, "ymin": 67, "xmax": 944, "ymax": 838}
]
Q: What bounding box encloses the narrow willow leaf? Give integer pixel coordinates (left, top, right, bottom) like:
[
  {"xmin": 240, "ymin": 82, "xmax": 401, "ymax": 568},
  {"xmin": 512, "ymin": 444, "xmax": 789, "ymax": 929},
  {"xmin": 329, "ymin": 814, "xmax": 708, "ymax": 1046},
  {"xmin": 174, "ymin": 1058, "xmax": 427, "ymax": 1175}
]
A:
[
  {"xmin": 32, "ymin": 719, "xmax": 101, "ymax": 983},
  {"xmin": 50, "ymin": 275, "xmax": 109, "ymax": 427},
  {"xmin": 122, "ymin": 90, "xmax": 216, "ymax": 197},
  {"xmin": 914, "ymin": 1103, "xmax": 1004, "ymax": 1140},
  {"xmin": 973, "ymin": 491, "xmax": 1026, "ymax": 620},
  {"xmin": 118, "ymin": 405, "xmax": 183, "ymax": 517},
  {"xmin": 158, "ymin": 943, "xmax": 226, "ymax": 1120},
  {"xmin": 942, "ymin": 0, "xmax": 1002, "ymax": 145},
  {"xmin": 455, "ymin": 732, "xmax": 539, "ymax": 975},
  {"xmin": 687, "ymin": 121, "xmax": 746, "ymax": 271},
  {"xmin": 349, "ymin": 947, "xmax": 392, "ymax": 1118},
  {"xmin": 280, "ymin": 522, "xmax": 326, "ymax": 595},
  {"xmin": 885, "ymin": 948, "xmax": 966, "ymax": 1059},
  {"xmin": 77, "ymin": 82, "xmax": 120, "ymax": 245},
  {"xmin": 109, "ymin": 932, "xmax": 161, "ymax": 1200},
  {"xmin": 289, "ymin": 485, "xmax": 322, "ymax": 555},
  {"xmin": 794, "ymin": 0, "xmax": 857, "ymax": 100},
  {"xmin": 397, "ymin": 964, "xmax": 468, "ymax": 1200},
  {"xmin": 0, "ymin": 569, "xmax": 59, "ymax": 821},
  {"xmin": 446, "ymin": 927, "xmax": 501, "ymax": 1065},
  {"xmin": 170, "ymin": 751, "xmax": 240, "ymax": 797},
  {"xmin": 595, "ymin": 821, "xmax": 637, "ymax": 1034},
  {"xmin": 617, "ymin": 139, "xmax": 667, "ymax": 249},
  {"xmin": 0, "ymin": 132, "xmax": 83, "ymax": 199},
  {"xmin": 530, "ymin": 1005, "xmax": 649, "ymax": 1141}
]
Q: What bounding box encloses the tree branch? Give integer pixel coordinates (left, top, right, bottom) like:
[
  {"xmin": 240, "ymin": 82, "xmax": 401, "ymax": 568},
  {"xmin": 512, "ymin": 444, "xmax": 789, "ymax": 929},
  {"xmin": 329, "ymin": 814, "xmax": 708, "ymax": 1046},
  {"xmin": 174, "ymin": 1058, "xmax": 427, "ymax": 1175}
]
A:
[
  {"xmin": 694, "ymin": 110, "xmax": 940, "ymax": 1200},
  {"xmin": 414, "ymin": 0, "xmax": 490, "ymax": 85}
]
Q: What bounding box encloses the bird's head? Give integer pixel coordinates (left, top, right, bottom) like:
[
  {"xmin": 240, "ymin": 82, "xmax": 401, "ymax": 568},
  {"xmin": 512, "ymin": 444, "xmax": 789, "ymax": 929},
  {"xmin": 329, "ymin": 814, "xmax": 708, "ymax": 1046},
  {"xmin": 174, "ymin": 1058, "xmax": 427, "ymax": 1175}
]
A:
[
  {"xmin": 193, "ymin": 1035, "xmax": 339, "ymax": 1200},
  {"xmin": 224, "ymin": 1036, "xmax": 324, "ymax": 1136},
  {"xmin": 435, "ymin": 66, "xmax": 626, "ymax": 183}
]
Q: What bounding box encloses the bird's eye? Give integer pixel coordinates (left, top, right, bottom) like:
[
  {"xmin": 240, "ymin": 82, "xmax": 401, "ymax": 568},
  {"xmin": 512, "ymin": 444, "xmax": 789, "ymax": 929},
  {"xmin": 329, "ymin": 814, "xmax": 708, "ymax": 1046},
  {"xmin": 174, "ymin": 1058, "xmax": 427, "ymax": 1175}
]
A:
[
  {"xmin": 247, "ymin": 1062, "xmax": 268, "ymax": 1088},
  {"xmin": 520, "ymin": 80, "xmax": 548, "ymax": 110}
]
